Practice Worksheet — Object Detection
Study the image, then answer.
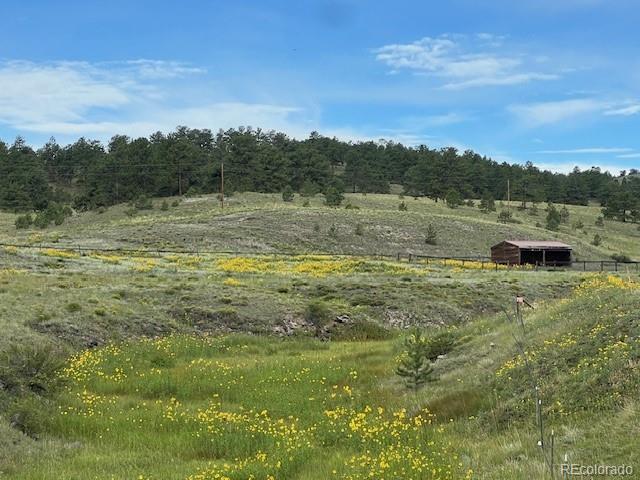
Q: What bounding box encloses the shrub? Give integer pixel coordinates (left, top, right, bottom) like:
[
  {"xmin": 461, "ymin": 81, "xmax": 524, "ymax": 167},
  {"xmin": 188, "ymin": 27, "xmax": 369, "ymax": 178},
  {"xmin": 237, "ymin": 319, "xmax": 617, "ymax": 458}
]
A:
[
  {"xmin": 479, "ymin": 192, "xmax": 496, "ymax": 212},
  {"xmin": 324, "ymin": 186, "xmax": 344, "ymax": 207},
  {"xmin": 0, "ymin": 341, "xmax": 67, "ymax": 397},
  {"xmin": 15, "ymin": 214, "xmax": 33, "ymax": 230},
  {"xmin": 344, "ymin": 203, "xmax": 359, "ymax": 210},
  {"xmin": 396, "ymin": 329, "xmax": 434, "ymax": 391},
  {"xmin": 445, "ymin": 189, "xmax": 462, "ymax": 209},
  {"xmin": 611, "ymin": 253, "xmax": 631, "ymax": 263},
  {"xmin": 313, "ymin": 223, "xmax": 320, "ymax": 233},
  {"xmin": 282, "ymin": 185, "xmax": 294, "ymax": 202},
  {"xmin": 465, "ymin": 199, "xmax": 475, "ymax": 207},
  {"xmin": 171, "ymin": 199, "xmax": 180, "ymax": 207},
  {"xmin": 560, "ymin": 205, "xmax": 570, "ymax": 223},
  {"xmin": 302, "ymin": 199, "xmax": 310, "ymax": 207},
  {"xmin": 355, "ymin": 224, "xmax": 364, "ymax": 236},
  {"xmin": 398, "ymin": 201, "xmax": 407, "ymax": 211},
  {"xmin": 595, "ymin": 216, "xmax": 604, "ymax": 227},
  {"xmin": 497, "ymin": 210, "xmax": 513, "ymax": 224},
  {"xmin": 33, "ymin": 212, "xmax": 50, "ymax": 229},
  {"xmin": 160, "ymin": 200, "xmax": 169, "ymax": 211},
  {"xmin": 331, "ymin": 320, "xmax": 392, "ymax": 341},
  {"xmin": 425, "ymin": 223, "xmax": 437, "ymax": 245},
  {"xmin": 545, "ymin": 204, "xmax": 561, "ymax": 231},
  {"xmin": 133, "ymin": 195, "xmax": 153, "ymax": 210},
  {"xmin": 572, "ymin": 219, "xmax": 584, "ymax": 230},
  {"xmin": 592, "ymin": 234, "xmax": 602, "ymax": 246},
  {"xmin": 328, "ymin": 224, "xmax": 337, "ymax": 237},
  {"xmin": 65, "ymin": 302, "xmax": 82, "ymax": 313},
  {"xmin": 528, "ymin": 203, "xmax": 539, "ymax": 216},
  {"xmin": 423, "ymin": 330, "xmax": 457, "ymax": 361},
  {"xmin": 304, "ymin": 300, "xmax": 332, "ymax": 337}
]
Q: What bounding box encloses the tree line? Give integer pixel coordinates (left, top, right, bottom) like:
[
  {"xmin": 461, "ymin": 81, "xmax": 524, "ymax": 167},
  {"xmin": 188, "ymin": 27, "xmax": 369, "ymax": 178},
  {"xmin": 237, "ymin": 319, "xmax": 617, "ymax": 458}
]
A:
[{"xmin": 1, "ymin": 126, "xmax": 639, "ymax": 222}]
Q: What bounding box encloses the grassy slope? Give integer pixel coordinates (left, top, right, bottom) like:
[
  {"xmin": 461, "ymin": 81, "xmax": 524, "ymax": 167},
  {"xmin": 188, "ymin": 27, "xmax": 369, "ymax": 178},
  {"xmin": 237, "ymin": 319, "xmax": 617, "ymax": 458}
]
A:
[
  {"xmin": 4, "ymin": 277, "xmax": 638, "ymax": 479},
  {"xmin": 1, "ymin": 193, "xmax": 639, "ymax": 478},
  {"xmin": 1, "ymin": 193, "xmax": 638, "ymax": 259}
]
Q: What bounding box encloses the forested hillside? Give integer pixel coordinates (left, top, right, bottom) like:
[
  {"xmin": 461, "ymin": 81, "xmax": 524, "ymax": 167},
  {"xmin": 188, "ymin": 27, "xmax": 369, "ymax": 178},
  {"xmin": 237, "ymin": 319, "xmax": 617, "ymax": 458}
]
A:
[{"xmin": 1, "ymin": 127, "xmax": 639, "ymax": 222}]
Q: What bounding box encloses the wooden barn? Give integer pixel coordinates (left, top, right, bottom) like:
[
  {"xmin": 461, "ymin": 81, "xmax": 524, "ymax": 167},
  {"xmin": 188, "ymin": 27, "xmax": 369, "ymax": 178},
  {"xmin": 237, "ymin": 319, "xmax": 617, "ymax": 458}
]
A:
[{"xmin": 491, "ymin": 240, "xmax": 573, "ymax": 266}]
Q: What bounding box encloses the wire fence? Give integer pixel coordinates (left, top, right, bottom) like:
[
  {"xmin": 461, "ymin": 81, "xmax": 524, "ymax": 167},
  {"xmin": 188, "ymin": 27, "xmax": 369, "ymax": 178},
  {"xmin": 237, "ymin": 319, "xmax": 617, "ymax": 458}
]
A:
[
  {"xmin": 403, "ymin": 253, "xmax": 640, "ymax": 273},
  {"xmin": 1, "ymin": 242, "xmax": 638, "ymax": 273}
]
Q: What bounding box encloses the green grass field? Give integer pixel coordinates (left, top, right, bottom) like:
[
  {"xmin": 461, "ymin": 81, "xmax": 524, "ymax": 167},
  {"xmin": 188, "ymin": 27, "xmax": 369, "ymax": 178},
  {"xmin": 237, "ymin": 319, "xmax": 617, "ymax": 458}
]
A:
[
  {"xmin": 1, "ymin": 192, "xmax": 638, "ymax": 259},
  {"xmin": 1, "ymin": 193, "xmax": 639, "ymax": 479}
]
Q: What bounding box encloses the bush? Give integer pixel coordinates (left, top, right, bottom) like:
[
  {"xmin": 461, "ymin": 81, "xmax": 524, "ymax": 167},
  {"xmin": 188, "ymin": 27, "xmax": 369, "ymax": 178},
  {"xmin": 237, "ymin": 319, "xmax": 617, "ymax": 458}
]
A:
[
  {"xmin": 592, "ymin": 234, "xmax": 602, "ymax": 246},
  {"xmin": 304, "ymin": 300, "xmax": 332, "ymax": 337},
  {"xmin": 423, "ymin": 330, "xmax": 457, "ymax": 361},
  {"xmin": 546, "ymin": 204, "xmax": 561, "ymax": 231},
  {"xmin": 497, "ymin": 210, "xmax": 513, "ymax": 224},
  {"xmin": 479, "ymin": 192, "xmax": 496, "ymax": 212},
  {"xmin": 425, "ymin": 223, "xmax": 437, "ymax": 245},
  {"xmin": 160, "ymin": 200, "xmax": 169, "ymax": 211},
  {"xmin": 344, "ymin": 203, "xmax": 359, "ymax": 210},
  {"xmin": 355, "ymin": 224, "xmax": 364, "ymax": 236},
  {"xmin": 396, "ymin": 329, "xmax": 434, "ymax": 391},
  {"xmin": 33, "ymin": 212, "xmax": 50, "ymax": 229},
  {"xmin": 171, "ymin": 199, "xmax": 181, "ymax": 207},
  {"xmin": 302, "ymin": 199, "xmax": 310, "ymax": 207},
  {"xmin": 595, "ymin": 216, "xmax": 604, "ymax": 227},
  {"xmin": 445, "ymin": 189, "xmax": 462, "ymax": 209},
  {"xmin": 528, "ymin": 203, "xmax": 539, "ymax": 216},
  {"xmin": 0, "ymin": 341, "xmax": 67, "ymax": 397},
  {"xmin": 398, "ymin": 201, "xmax": 407, "ymax": 211},
  {"xmin": 331, "ymin": 320, "xmax": 392, "ymax": 341},
  {"xmin": 465, "ymin": 199, "xmax": 475, "ymax": 207},
  {"xmin": 65, "ymin": 302, "xmax": 82, "ymax": 313},
  {"xmin": 282, "ymin": 185, "xmax": 294, "ymax": 202},
  {"xmin": 572, "ymin": 220, "xmax": 584, "ymax": 230},
  {"xmin": 15, "ymin": 214, "xmax": 33, "ymax": 230},
  {"xmin": 611, "ymin": 253, "xmax": 631, "ymax": 263},
  {"xmin": 324, "ymin": 186, "xmax": 344, "ymax": 207},
  {"xmin": 133, "ymin": 195, "xmax": 153, "ymax": 210},
  {"xmin": 560, "ymin": 205, "xmax": 570, "ymax": 223},
  {"xmin": 328, "ymin": 224, "xmax": 337, "ymax": 237}
]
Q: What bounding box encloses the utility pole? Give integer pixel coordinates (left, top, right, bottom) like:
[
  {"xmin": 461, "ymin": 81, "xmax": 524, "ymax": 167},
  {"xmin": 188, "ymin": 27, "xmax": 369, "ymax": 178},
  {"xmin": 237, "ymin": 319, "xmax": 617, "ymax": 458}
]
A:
[
  {"xmin": 507, "ymin": 179, "xmax": 511, "ymax": 211},
  {"xmin": 220, "ymin": 159, "xmax": 224, "ymax": 211}
]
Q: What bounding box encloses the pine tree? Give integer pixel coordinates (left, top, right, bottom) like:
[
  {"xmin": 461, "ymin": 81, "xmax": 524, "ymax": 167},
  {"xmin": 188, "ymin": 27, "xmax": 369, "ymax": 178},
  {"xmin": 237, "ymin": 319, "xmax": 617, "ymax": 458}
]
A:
[
  {"xmin": 546, "ymin": 204, "xmax": 561, "ymax": 231},
  {"xmin": 396, "ymin": 330, "xmax": 434, "ymax": 391},
  {"xmin": 282, "ymin": 185, "xmax": 294, "ymax": 202}
]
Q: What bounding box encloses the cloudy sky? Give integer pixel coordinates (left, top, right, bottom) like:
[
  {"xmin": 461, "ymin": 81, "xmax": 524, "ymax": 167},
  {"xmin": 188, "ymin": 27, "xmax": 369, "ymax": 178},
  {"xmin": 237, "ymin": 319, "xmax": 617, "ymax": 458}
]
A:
[{"xmin": 1, "ymin": 0, "xmax": 640, "ymax": 173}]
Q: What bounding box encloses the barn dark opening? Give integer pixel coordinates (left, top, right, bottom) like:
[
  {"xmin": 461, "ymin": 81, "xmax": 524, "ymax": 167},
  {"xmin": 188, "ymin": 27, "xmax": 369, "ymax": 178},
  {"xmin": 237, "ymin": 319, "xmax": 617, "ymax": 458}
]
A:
[{"xmin": 520, "ymin": 249, "xmax": 572, "ymax": 265}]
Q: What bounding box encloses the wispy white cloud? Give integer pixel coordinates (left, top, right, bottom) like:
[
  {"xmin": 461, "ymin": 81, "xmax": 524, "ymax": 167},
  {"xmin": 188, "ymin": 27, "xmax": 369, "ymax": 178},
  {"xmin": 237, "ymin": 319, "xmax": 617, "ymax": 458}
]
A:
[
  {"xmin": 604, "ymin": 103, "xmax": 640, "ymax": 116},
  {"xmin": 374, "ymin": 34, "xmax": 558, "ymax": 89},
  {"xmin": 0, "ymin": 60, "xmax": 311, "ymax": 142},
  {"xmin": 536, "ymin": 147, "xmax": 633, "ymax": 154},
  {"xmin": 617, "ymin": 152, "xmax": 640, "ymax": 158},
  {"xmin": 510, "ymin": 97, "xmax": 640, "ymax": 126},
  {"xmin": 508, "ymin": 98, "xmax": 605, "ymax": 126}
]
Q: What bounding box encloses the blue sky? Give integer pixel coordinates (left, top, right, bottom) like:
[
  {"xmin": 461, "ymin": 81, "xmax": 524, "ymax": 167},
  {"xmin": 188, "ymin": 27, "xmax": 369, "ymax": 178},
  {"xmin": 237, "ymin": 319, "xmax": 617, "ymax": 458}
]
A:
[{"xmin": 1, "ymin": 0, "xmax": 640, "ymax": 173}]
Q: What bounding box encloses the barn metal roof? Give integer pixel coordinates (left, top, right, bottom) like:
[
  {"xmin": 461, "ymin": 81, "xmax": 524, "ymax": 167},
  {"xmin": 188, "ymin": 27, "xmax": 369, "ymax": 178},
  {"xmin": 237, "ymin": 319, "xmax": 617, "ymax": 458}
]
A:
[{"xmin": 498, "ymin": 240, "xmax": 572, "ymax": 249}]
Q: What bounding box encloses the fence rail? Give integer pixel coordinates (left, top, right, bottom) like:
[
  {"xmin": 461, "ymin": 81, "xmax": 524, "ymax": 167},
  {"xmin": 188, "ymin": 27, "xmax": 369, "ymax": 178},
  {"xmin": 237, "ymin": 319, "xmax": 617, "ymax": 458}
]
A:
[
  {"xmin": 1, "ymin": 242, "xmax": 638, "ymax": 273},
  {"xmin": 403, "ymin": 253, "xmax": 640, "ymax": 272}
]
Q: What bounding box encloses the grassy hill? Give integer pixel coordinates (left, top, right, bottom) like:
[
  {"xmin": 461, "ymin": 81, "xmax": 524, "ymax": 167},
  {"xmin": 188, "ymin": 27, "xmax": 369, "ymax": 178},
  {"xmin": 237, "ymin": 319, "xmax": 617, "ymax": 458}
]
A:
[
  {"xmin": 1, "ymin": 192, "xmax": 639, "ymax": 478},
  {"xmin": 1, "ymin": 192, "xmax": 638, "ymax": 259},
  {"xmin": 2, "ymin": 275, "xmax": 637, "ymax": 479}
]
